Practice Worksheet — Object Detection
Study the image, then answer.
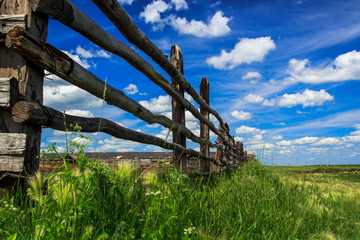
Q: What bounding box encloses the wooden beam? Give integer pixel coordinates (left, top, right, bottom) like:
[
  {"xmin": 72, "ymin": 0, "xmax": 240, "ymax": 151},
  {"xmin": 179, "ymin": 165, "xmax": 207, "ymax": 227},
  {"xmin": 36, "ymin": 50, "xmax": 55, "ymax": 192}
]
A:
[
  {"xmin": 90, "ymin": 0, "xmax": 228, "ymax": 134},
  {"xmin": 171, "ymin": 45, "xmax": 187, "ymax": 173},
  {"xmin": 29, "ymin": 0, "xmax": 231, "ymax": 148},
  {"xmin": 0, "ymin": 0, "xmax": 48, "ymax": 176},
  {"xmin": 0, "ymin": 14, "xmax": 27, "ymax": 34},
  {"xmin": 5, "ymin": 27, "xmax": 221, "ymax": 150},
  {"xmin": 0, "ymin": 77, "xmax": 18, "ymax": 108},
  {"xmin": 200, "ymin": 77, "xmax": 210, "ymax": 173},
  {"xmin": 0, "ymin": 133, "xmax": 26, "ymax": 172},
  {"xmin": 11, "ymin": 101, "xmax": 219, "ymax": 164}
]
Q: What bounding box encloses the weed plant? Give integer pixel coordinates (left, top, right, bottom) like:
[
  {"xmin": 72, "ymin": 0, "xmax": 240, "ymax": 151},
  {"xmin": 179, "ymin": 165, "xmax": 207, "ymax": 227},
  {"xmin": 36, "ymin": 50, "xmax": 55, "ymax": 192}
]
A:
[{"xmin": 1, "ymin": 134, "xmax": 360, "ymax": 239}]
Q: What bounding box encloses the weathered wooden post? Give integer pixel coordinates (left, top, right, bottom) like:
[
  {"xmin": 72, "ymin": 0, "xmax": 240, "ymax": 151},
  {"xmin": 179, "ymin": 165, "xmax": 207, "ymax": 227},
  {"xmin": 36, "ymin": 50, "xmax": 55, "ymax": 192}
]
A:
[
  {"xmin": 215, "ymin": 123, "xmax": 225, "ymax": 171},
  {"xmin": 171, "ymin": 45, "xmax": 187, "ymax": 173},
  {"xmin": 0, "ymin": 0, "xmax": 48, "ymax": 176},
  {"xmin": 200, "ymin": 77, "xmax": 210, "ymax": 173}
]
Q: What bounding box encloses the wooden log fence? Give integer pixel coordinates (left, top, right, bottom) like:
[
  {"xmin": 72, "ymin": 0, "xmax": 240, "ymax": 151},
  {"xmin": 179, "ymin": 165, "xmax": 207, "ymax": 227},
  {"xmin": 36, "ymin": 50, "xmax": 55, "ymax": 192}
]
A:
[{"xmin": 0, "ymin": 0, "xmax": 251, "ymax": 179}]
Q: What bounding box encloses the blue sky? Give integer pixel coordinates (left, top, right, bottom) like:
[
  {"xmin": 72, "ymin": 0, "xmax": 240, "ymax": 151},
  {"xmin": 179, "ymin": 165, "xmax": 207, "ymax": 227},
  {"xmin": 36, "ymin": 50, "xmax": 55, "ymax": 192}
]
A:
[{"xmin": 41, "ymin": 0, "xmax": 360, "ymax": 166}]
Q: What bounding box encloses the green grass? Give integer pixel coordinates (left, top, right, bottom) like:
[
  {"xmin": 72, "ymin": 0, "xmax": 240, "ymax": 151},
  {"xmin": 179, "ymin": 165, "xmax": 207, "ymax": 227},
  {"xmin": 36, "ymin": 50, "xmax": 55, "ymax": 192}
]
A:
[
  {"xmin": 1, "ymin": 135, "xmax": 360, "ymax": 239},
  {"xmin": 1, "ymin": 160, "xmax": 360, "ymax": 239}
]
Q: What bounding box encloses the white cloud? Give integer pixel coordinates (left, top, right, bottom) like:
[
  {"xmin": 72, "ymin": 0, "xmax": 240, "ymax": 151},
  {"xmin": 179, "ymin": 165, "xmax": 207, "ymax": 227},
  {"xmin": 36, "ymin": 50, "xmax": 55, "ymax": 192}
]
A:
[
  {"xmin": 313, "ymin": 137, "xmax": 341, "ymax": 146},
  {"xmin": 171, "ymin": 0, "xmax": 188, "ymax": 10},
  {"xmin": 76, "ymin": 46, "xmax": 94, "ymax": 58},
  {"xmin": 342, "ymin": 135, "xmax": 360, "ymax": 143},
  {"xmin": 351, "ymin": 130, "xmax": 360, "ymax": 135},
  {"xmin": 98, "ymin": 137, "xmax": 141, "ymax": 152},
  {"xmin": 63, "ymin": 50, "xmax": 90, "ymax": 69},
  {"xmin": 235, "ymin": 126, "xmax": 265, "ymax": 135},
  {"xmin": 248, "ymin": 143, "xmax": 274, "ymax": 150},
  {"xmin": 277, "ymin": 140, "xmax": 292, "ymax": 146},
  {"xmin": 139, "ymin": 95, "xmax": 171, "ymax": 113},
  {"xmin": 244, "ymin": 94, "xmax": 265, "ymax": 104},
  {"xmin": 140, "ymin": 0, "xmax": 171, "ymax": 25},
  {"xmin": 354, "ymin": 124, "xmax": 360, "ymax": 130},
  {"xmin": 245, "ymin": 89, "xmax": 334, "ymax": 108},
  {"xmin": 293, "ymin": 137, "xmax": 319, "ymax": 144},
  {"xmin": 235, "ymin": 136, "xmax": 244, "ymax": 142},
  {"xmin": 169, "ymin": 11, "xmax": 231, "ymax": 38},
  {"xmin": 206, "ymin": 37, "xmax": 275, "ymax": 70},
  {"xmin": 65, "ymin": 109, "xmax": 94, "ymax": 118},
  {"xmin": 285, "ymin": 50, "xmax": 360, "ymax": 84},
  {"xmin": 44, "ymin": 84, "xmax": 103, "ymax": 109},
  {"xmin": 272, "ymin": 135, "xmax": 283, "ymax": 140},
  {"xmin": 123, "ymin": 84, "xmax": 139, "ymax": 95},
  {"xmin": 277, "ymin": 136, "xmax": 319, "ymax": 146},
  {"xmin": 242, "ymin": 71, "xmax": 262, "ymax": 82},
  {"xmin": 156, "ymin": 129, "xmax": 173, "ymax": 140},
  {"xmin": 231, "ymin": 110, "xmax": 252, "ymax": 121},
  {"xmin": 252, "ymin": 134, "xmax": 263, "ymax": 141},
  {"xmin": 118, "ymin": 0, "xmax": 134, "ymax": 5},
  {"xmin": 274, "ymin": 122, "xmax": 286, "ymax": 126},
  {"xmin": 308, "ymin": 147, "xmax": 328, "ymax": 153}
]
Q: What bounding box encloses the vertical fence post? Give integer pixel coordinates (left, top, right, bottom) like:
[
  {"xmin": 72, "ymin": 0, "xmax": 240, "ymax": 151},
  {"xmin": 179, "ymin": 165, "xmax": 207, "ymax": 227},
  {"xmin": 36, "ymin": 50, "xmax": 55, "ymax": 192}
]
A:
[
  {"xmin": 171, "ymin": 45, "xmax": 187, "ymax": 173},
  {"xmin": 200, "ymin": 77, "xmax": 210, "ymax": 173},
  {"xmin": 0, "ymin": 0, "xmax": 48, "ymax": 176},
  {"xmin": 215, "ymin": 123, "xmax": 224, "ymax": 171}
]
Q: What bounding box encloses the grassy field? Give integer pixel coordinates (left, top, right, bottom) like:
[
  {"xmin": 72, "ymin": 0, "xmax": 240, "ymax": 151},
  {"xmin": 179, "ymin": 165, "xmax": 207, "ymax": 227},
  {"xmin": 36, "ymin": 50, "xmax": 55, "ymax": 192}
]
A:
[{"xmin": 1, "ymin": 158, "xmax": 360, "ymax": 239}]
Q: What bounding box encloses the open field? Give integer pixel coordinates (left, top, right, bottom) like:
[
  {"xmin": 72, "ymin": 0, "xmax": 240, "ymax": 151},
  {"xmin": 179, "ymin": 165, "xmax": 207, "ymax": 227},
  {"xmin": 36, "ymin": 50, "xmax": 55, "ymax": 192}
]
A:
[{"xmin": 1, "ymin": 160, "xmax": 360, "ymax": 239}]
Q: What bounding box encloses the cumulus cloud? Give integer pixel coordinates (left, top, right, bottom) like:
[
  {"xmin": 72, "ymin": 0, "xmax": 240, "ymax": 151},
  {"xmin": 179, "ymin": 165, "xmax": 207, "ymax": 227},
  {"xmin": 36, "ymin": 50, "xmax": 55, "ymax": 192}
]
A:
[
  {"xmin": 248, "ymin": 143, "xmax": 274, "ymax": 150},
  {"xmin": 235, "ymin": 126, "xmax": 266, "ymax": 135},
  {"xmin": 244, "ymin": 94, "xmax": 265, "ymax": 104},
  {"xmin": 272, "ymin": 135, "xmax": 283, "ymax": 140},
  {"xmin": 231, "ymin": 110, "xmax": 252, "ymax": 121},
  {"xmin": 242, "ymin": 72, "xmax": 262, "ymax": 84},
  {"xmin": 139, "ymin": 95, "xmax": 171, "ymax": 113},
  {"xmin": 313, "ymin": 137, "xmax": 341, "ymax": 146},
  {"xmin": 140, "ymin": 1, "xmax": 231, "ymax": 37},
  {"xmin": 65, "ymin": 109, "xmax": 94, "ymax": 118},
  {"xmin": 171, "ymin": 0, "xmax": 188, "ymax": 10},
  {"xmin": 244, "ymin": 89, "xmax": 334, "ymax": 108},
  {"xmin": 98, "ymin": 137, "xmax": 142, "ymax": 152},
  {"xmin": 206, "ymin": 37, "xmax": 276, "ymax": 70},
  {"xmin": 44, "ymin": 84, "xmax": 103, "ymax": 109},
  {"xmin": 235, "ymin": 136, "xmax": 245, "ymax": 142},
  {"xmin": 342, "ymin": 135, "xmax": 360, "ymax": 143},
  {"xmin": 285, "ymin": 50, "xmax": 360, "ymax": 84},
  {"xmin": 169, "ymin": 11, "xmax": 231, "ymax": 38},
  {"xmin": 277, "ymin": 137, "xmax": 319, "ymax": 146},
  {"xmin": 123, "ymin": 84, "xmax": 139, "ymax": 95},
  {"xmin": 140, "ymin": 0, "xmax": 171, "ymax": 26}
]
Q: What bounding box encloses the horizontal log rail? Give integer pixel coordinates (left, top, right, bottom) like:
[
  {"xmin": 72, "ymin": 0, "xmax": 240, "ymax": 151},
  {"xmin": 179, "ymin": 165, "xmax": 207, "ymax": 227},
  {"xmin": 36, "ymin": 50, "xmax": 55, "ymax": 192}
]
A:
[
  {"xmin": 29, "ymin": 0, "xmax": 231, "ymax": 148},
  {"xmin": 5, "ymin": 27, "xmax": 222, "ymax": 149},
  {"xmin": 91, "ymin": 0, "xmax": 232, "ymax": 137},
  {"xmin": 12, "ymin": 101, "xmax": 224, "ymax": 165}
]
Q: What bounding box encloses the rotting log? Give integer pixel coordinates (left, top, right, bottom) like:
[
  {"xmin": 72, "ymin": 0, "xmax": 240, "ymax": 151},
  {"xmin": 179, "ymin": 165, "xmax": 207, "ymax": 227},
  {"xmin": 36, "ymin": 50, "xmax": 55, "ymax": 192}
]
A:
[
  {"xmin": 11, "ymin": 101, "xmax": 219, "ymax": 164},
  {"xmin": 29, "ymin": 0, "xmax": 230, "ymax": 147},
  {"xmin": 200, "ymin": 77, "xmax": 210, "ymax": 173},
  {"xmin": 0, "ymin": 0, "xmax": 48, "ymax": 176},
  {"xmin": 171, "ymin": 45, "xmax": 187, "ymax": 173},
  {"xmin": 5, "ymin": 27, "xmax": 221, "ymax": 149},
  {"xmin": 0, "ymin": 133, "xmax": 26, "ymax": 172},
  {"xmin": 90, "ymin": 0, "xmax": 229, "ymax": 133}
]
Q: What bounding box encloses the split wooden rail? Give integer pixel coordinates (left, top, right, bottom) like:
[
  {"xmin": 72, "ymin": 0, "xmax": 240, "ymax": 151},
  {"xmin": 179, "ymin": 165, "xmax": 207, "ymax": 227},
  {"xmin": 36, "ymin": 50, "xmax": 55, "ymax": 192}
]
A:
[{"xmin": 0, "ymin": 0, "xmax": 249, "ymax": 178}]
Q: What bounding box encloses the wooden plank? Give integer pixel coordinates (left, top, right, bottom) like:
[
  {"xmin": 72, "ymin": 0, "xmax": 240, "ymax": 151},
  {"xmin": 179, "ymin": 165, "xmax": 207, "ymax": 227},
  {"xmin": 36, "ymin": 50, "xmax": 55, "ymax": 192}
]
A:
[
  {"xmin": 5, "ymin": 27, "xmax": 221, "ymax": 149},
  {"xmin": 0, "ymin": 14, "xmax": 27, "ymax": 34},
  {"xmin": 171, "ymin": 45, "xmax": 187, "ymax": 173},
  {"xmin": 0, "ymin": 133, "xmax": 26, "ymax": 172},
  {"xmin": 29, "ymin": 0, "xmax": 231, "ymax": 148},
  {"xmin": 0, "ymin": 0, "xmax": 48, "ymax": 176},
  {"xmin": 200, "ymin": 77, "xmax": 210, "ymax": 173},
  {"xmin": 11, "ymin": 101, "xmax": 219, "ymax": 164},
  {"xmin": 0, "ymin": 77, "xmax": 17, "ymax": 108}
]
